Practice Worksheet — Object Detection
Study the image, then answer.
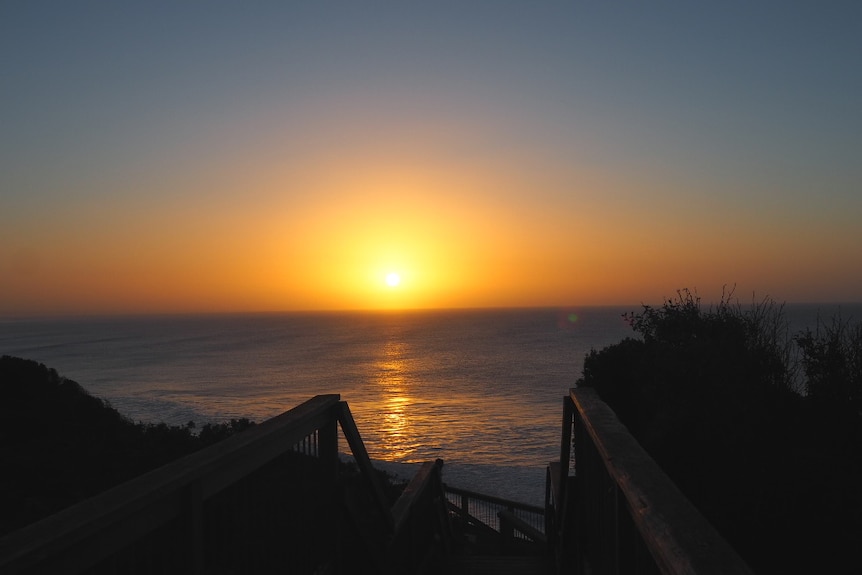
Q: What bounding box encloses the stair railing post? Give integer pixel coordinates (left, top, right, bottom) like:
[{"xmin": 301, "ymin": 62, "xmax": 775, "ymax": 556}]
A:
[
  {"xmin": 499, "ymin": 512, "xmax": 514, "ymax": 553},
  {"xmin": 558, "ymin": 394, "xmax": 575, "ymax": 521},
  {"xmin": 183, "ymin": 479, "xmax": 204, "ymax": 575},
  {"xmin": 318, "ymin": 406, "xmax": 339, "ymax": 479}
]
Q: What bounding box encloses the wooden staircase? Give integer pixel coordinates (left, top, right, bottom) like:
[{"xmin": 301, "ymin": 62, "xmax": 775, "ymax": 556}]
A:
[{"xmin": 435, "ymin": 486, "xmax": 553, "ymax": 575}]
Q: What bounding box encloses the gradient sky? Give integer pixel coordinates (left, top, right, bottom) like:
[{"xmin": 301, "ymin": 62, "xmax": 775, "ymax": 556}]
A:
[{"xmin": 2, "ymin": 1, "xmax": 861, "ymax": 316}]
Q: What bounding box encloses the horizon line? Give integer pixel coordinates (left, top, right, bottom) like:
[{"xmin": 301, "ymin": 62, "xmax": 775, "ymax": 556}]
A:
[{"xmin": 3, "ymin": 300, "xmax": 862, "ymax": 322}]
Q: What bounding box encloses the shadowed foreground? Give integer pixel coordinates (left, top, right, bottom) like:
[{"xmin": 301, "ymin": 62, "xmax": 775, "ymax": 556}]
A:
[
  {"xmin": 1, "ymin": 355, "xmax": 758, "ymax": 574},
  {"xmin": 0, "ymin": 356, "xmax": 549, "ymax": 573}
]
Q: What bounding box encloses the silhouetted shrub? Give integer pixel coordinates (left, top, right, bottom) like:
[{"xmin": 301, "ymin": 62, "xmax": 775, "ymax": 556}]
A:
[
  {"xmin": 796, "ymin": 314, "xmax": 862, "ymax": 413},
  {"xmin": 0, "ymin": 356, "xmax": 257, "ymax": 536},
  {"xmin": 577, "ymin": 289, "xmax": 862, "ymax": 574},
  {"xmin": 198, "ymin": 417, "xmax": 256, "ymax": 444},
  {"xmin": 1, "ymin": 355, "xmax": 405, "ymax": 543}
]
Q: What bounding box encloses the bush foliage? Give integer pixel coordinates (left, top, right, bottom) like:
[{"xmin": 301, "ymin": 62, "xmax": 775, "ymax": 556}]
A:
[
  {"xmin": 0, "ymin": 354, "xmax": 406, "ymax": 541},
  {"xmin": 796, "ymin": 315, "xmax": 862, "ymax": 413},
  {"xmin": 0, "ymin": 355, "xmax": 255, "ymax": 537},
  {"xmin": 577, "ymin": 289, "xmax": 862, "ymax": 574}
]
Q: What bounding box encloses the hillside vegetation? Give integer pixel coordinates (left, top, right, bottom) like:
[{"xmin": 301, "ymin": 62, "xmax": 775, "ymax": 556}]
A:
[
  {"xmin": 577, "ymin": 290, "xmax": 862, "ymax": 574},
  {"xmin": 0, "ymin": 355, "xmax": 253, "ymax": 537}
]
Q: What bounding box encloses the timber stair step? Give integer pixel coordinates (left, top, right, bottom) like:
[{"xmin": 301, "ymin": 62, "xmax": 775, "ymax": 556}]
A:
[{"xmin": 440, "ymin": 554, "xmax": 554, "ymax": 575}]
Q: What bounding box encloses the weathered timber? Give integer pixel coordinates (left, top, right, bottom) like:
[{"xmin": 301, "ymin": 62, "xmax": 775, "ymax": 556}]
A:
[
  {"xmin": 498, "ymin": 509, "xmax": 547, "ymax": 546},
  {"xmin": 569, "ymin": 386, "xmax": 755, "ymax": 575},
  {"xmin": 443, "ymin": 554, "xmax": 554, "ymax": 575},
  {"xmin": 387, "ymin": 459, "xmax": 451, "ymax": 574},
  {"xmin": 0, "ymin": 394, "xmax": 342, "ymax": 574},
  {"xmin": 337, "ymin": 400, "xmax": 394, "ymax": 531}
]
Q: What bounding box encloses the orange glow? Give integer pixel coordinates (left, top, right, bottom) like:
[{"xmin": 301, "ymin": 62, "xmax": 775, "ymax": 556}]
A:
[
  {"xmin": 2, "ymin": 139, "xmax": 860, "ymax": 317},
  {"xmin": 274, "ymin": 160, "xmax": 516, "ymax": 311},
  {"xmin": 3, "ymin": 3, "xmax": 861, "ymax": 319}
]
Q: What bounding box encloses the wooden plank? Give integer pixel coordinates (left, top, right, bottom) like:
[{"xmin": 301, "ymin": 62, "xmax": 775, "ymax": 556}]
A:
[
  {"xmin": 388, "ymin": 459, "xmax": 448, "ymax": 574},
  {"xmin": 557, "ymin": 395, "xmax": 574, "ymax": 526},
  {"xmin": 498, "ymin": 509, "xmax": 547, "ymax": 545},
  {"xmin": 318, "ymin": 416, "xmax": 339, "ymax": 478},
  {"xmin": 390, "ymin": 460, "xmax": 443, "ymax": 532},
  {"xmin": 0, "ymin": 394, "xmax": 342, "ymax": 574},
  {"xmin": 337, "ymin": 401, "xmax": 395, "ymax": 532},
  {"xmin": 570, "ymin": 387, "xmax": 755, "ymax": 575},
  {"xmin": 559, "ymin": 395, "xmax": 574, "ymax": 474},
  {"xmin": 444, "ymin": 554, "xmax": 554, "ymax": 575},
  {"xmin": 443, "ymin": 484, "xmax": 545, "ymax": 516},
  {"xmin": 547, "ymin": 461, "xmax": 562, "ymax": 510},
  {"xmin": 184, "ymin": 480, "xmax": 204, "ymax": 575}
]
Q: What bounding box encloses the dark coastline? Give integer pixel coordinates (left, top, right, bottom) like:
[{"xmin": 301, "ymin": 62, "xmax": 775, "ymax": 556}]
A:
[{"xmin": 0, "ymin": 356, "xmax": 256, "ymax": 537}]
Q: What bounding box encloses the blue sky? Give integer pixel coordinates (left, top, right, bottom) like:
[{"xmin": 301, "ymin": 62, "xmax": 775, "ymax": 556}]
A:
[{"xmin": 2, "ymin": 1, "xmax": 860, "ymax": 315}]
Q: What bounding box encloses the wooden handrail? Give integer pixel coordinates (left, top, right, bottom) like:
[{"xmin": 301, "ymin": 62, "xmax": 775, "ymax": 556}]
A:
[
  {"xmin": 443, "ymin": 484, "xmax": 544, "ymax": 516},
  {"xmin": 0, "ymin": 394, "xmax": 342, "ymax": 574},
  {"xmin": 385, "ymin": 459, "xmax": 452, "ymax": 574},
  {"xmin": 498, "ymin": 509, "xmax": 547, "ymax": 545},
  {"xmin": 1, "ymin": 393, "xmax": 466, "ymax": 574},
  {"xmin": 444, "ymin": 483, "xmax": 546, "ymax": 549},
  {"xmin": 568, "ymin": 387, "xmax": 755, "ymax": 575},
  {"xmin": 4, "ymin": 384, "xmax": 756, "ymax": 574},
  {"xmin": 337, "ymin": 400, "xmax": 395, "ymax": 531},
  {"xmin": 391, "ymin": 459, "xmax": 444, "ymax": 533}
]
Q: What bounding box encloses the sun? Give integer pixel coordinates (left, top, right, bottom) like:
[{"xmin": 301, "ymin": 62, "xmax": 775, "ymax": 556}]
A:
[{"xmin": 385, "ymin": 272, "xmax": 401, "ymax": 287}]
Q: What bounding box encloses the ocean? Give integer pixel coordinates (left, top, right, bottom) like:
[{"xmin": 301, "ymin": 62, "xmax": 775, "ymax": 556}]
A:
[{"xmin": 2, "ymin": 304, "xmax": 859, "ymax": 506}]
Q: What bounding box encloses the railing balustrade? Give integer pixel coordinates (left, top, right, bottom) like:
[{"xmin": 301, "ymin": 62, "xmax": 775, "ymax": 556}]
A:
[
  {"xmin": 444, "ymin": 485, "xmax": 545, "ymax": 542},
  {"xmin": 3, "ymin": 385, "xmax": 756, "ymax": 574},
  {"xmin": 548, "ymin": 387, "xmax": 755, "ymax": 575},
  {"xmin": 0, "ymin": 395, "xmax": 450, "ymax": 575}
]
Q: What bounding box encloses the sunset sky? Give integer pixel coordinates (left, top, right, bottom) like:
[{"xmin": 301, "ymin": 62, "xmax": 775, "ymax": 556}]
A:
[{"xmin": 2, "ymin": 1, "xmax": 861, "ymax": 316}]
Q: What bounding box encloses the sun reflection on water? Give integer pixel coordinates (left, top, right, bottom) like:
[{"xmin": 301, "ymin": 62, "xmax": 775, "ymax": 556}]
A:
[{"xmin": 371, "ymin": 340, "xmax": 421, "ymax": 461}]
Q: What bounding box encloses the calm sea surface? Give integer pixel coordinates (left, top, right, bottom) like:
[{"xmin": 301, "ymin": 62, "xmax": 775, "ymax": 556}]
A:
[{"xmin": 2, "ymin": 304, "xmax": 859, "ymax": 505}]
